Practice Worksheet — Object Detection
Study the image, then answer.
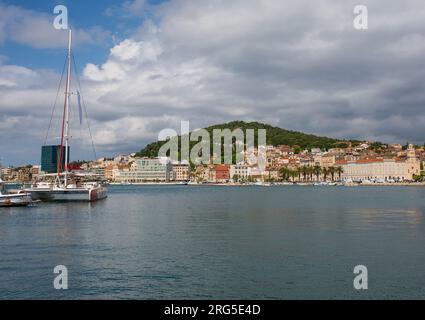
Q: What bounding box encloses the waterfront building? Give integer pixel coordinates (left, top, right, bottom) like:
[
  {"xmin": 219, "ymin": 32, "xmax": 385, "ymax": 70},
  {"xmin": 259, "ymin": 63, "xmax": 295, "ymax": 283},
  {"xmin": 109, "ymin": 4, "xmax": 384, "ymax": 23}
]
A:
[
  {"xmin": 86, "ymin": 166, "xmax": 105, "ymax": 177},
  {"xmin": 336, "ymin": 144, "xmax": 420, "ymax": 181},
  {"xmin": 208, "ymin": 165, "xmax": 216, "ymax": 182},
  {"xmin": 199, "ymin": 164, "xmax": 230, "ymax": 183},
  {"xmin": 299, "ymin": 156, "xmax": 314, "ymax": 167},
  {"xmin": 248, "ymin": 166, "xmax": 263, "ymax": 181},
  {"xmin": 113, "ymin": 158, "xmax": 172, "ymax": 183},
  {"xmin": 111, "ymin": 164, "xmax": 130, "ymax": 182},
  {"xmin": 95, "ymin": 158, "xmax": 114, "ymax": 169},
  {"xmin": 230, "ymin": 164, "xmax": 250, "ymax": 180},
  {"xmin": 171, "ymin": 163, "xmax": 190, "ymax": 181},
  {"xmin": 314, "ymin": 153, "xmax": 336, "ymax": 168},
  {"xmin": 213, "ymin": 164, "xmax": 230, "ymax": 183},
  {"xmin": 193, "ymin": 165, "xmax": 209, "ymax": 182},
  {"xmin": 262, "ymin": 169, "xmax": 280, "ymax": 181},
  {"xmin": 104, "ymin": 164, "xmax": 114, "ymax": 181},
  {"xmin": 1, "ymin": 167, "xmax": 12, "ymax": 177},
  {"xmin": 30, "ymin": 165, "xmax": 40, "ymax": 176},
  {"xmin": 16, "ymin": 168, "xmax": 31, "ymax": 182}
]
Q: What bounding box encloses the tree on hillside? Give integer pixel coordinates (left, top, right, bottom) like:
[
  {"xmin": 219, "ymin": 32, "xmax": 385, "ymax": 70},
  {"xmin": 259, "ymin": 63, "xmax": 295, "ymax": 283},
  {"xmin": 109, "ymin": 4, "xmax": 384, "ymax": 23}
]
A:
[{"xmin": 135, "ymin": 121, "xmax": 362, "ymax": 159}]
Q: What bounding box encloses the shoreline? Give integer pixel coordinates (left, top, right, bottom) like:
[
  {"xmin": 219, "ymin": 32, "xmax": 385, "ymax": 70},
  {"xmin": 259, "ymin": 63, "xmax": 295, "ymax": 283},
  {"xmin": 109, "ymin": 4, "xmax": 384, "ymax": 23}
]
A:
[
  {"xmin": 107, "ymin": 182, "xmax": 425, "ymax": 187},
  {"xmin": 5, "ymin": 181, "xmax": 425, "ymax": 187}
]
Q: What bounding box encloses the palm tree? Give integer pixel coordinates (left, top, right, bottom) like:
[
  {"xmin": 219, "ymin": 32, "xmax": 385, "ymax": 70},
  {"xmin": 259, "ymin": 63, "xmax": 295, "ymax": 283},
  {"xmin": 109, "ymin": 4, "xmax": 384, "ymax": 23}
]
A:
[
  {"xmin": 329, "ymin": 166, "xmax": 336, "ymax": 181},
  {"xmin": 301, "ymin": 166, "xmax": 308, "ymax": 181},
  {"xmin": 289, "ymin": 169, "xmax": 298, "ymax": 182},
  {"xmin": 322, "ymin": 167, "xmax": 329, "ymax": 181},
  {"xmin": 313, "ymin": 165, "xmax": 322, "ymax": 181},
  {"xmin": 279, "ymin": 167, "xmax": 290, "ymax": 181},
  {"xmin": 278, "ymin": 168, "xmax": 285, "ymax": 181},
  {"xmin": 286, "ymin": 168, "xmax": 292, "ymax": 181},
  {"xmin": 336, "ymin": 166, "xmax": 344, "ymax": 181},
  {"xmin": 296, "ymin": 167, "xmax": 302, "ymax": 181},
  {"xmin": 308, "ymin": 166, "xmax": 314, "ymax": 181}
]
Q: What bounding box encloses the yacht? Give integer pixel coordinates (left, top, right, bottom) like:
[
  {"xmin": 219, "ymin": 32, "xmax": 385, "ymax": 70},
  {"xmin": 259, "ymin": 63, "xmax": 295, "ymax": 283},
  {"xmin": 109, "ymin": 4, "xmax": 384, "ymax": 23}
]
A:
[
  {"xmin": 26, "ymin": 174, "xmax": 107, "ymax": 202},
  {"xmin": 0, "ymin": 179, "xmax": 32, "ymax": 207}
]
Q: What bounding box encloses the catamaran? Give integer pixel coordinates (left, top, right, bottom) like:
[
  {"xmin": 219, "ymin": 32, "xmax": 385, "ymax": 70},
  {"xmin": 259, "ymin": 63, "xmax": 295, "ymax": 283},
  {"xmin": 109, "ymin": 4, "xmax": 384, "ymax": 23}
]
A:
[{"xmin": 25, "ymin": 29, "xmax": 107, "ymax": 202}]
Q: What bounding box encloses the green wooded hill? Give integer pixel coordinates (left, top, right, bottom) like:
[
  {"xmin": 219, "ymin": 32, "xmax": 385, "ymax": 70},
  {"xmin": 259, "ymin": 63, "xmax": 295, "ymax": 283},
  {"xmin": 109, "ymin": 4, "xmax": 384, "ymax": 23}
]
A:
[{"xmin": 135, "ymin": 121, "xmax": 360, "ymax": 158}]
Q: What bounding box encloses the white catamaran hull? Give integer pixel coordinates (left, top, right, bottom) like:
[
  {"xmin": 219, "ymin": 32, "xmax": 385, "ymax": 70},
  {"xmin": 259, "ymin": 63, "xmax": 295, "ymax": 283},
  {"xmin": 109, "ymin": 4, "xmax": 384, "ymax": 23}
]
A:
[{"xmin": 28, "ymin": 186, "xmax": 107, "ymax": 202}]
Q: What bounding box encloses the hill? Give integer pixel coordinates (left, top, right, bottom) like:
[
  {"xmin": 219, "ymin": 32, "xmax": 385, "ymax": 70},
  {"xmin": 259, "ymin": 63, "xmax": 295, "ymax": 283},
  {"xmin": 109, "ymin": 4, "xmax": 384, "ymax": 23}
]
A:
[{"xmin": 135, "ymin": 121, "xmax": 360, "ymax": 158}]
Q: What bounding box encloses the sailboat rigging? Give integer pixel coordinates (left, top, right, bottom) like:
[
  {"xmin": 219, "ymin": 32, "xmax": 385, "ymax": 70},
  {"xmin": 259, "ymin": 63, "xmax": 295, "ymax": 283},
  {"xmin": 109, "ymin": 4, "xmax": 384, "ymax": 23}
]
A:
[{"xmin": 24, "ymin": 29, "xmax": 107, "ymax": 202}]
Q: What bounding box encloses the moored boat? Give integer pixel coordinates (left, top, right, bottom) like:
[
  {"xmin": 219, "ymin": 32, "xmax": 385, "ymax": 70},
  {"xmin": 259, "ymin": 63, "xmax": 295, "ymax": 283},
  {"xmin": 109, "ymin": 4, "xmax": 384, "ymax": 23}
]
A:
[
  {"xmin": 0, "ymin": 179, "xmax": 32, "ymax": 207},
  {"xmin": 24, "ymin": 29, "xmax": 107, "ymax": 203},
  {"xmin": 25, "ymin": 177, "xmax": 107, "ymax": 202}
]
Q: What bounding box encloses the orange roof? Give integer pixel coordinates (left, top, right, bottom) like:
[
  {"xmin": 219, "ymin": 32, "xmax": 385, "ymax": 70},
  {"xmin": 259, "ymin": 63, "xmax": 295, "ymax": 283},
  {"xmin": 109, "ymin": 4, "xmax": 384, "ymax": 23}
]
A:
[{"xmin": 214, "ymin": 164, "xmax": 229, "ymax": 171}]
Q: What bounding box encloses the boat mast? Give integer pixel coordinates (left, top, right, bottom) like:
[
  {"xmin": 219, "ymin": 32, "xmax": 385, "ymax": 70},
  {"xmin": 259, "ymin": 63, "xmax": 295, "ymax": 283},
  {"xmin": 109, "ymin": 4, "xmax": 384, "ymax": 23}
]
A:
[
  {"xmin": 58, "ymin": 29, "xmax": 72, "ymax": 186},
  {"xmin": 64, "ymin": 29, "xmax": 72, "ymax": 186}
]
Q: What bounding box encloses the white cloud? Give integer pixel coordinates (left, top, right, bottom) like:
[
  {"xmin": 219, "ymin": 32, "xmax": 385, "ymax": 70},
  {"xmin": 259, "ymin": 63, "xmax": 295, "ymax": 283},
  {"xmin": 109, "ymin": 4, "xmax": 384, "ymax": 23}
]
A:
[
  {"xmin": 83, "ymin": 39, "xmax": 163, "ymax": 81},
  {"xmin": 0, "ymin": 65, "xmax": 39, "ymax": 88},
  {"xmin": 123, "ymin": 0, "xmax": 146, "ymax": 14}
]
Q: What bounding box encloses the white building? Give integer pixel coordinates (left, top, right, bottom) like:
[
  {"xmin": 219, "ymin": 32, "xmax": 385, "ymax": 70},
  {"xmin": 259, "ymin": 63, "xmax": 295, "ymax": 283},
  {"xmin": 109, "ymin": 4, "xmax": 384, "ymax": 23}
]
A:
[
  {"xmin": 114, "ymin": 157, "xmax": 172, "ymax": 182},
  {"xmin": 171, "ymin": 163, "xmax": 190, "ymax": 181},
  {"xmin": 230, "ymin": 164, "xmax": 250, "ymax": 180},
  {"xmin": 230, "ymin": 164, "xmax": 265, "ymax": 181},
  {"xmin": 337, "ymin": 144, "xmax": 420, "ymax": 181}
]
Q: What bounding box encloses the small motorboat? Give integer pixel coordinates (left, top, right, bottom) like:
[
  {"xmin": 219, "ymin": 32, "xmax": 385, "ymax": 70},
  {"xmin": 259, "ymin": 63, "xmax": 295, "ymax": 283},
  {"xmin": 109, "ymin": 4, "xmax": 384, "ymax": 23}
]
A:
[{"xmin": 0, "ymin": 179, "xmax": 33, "ymax": 207}]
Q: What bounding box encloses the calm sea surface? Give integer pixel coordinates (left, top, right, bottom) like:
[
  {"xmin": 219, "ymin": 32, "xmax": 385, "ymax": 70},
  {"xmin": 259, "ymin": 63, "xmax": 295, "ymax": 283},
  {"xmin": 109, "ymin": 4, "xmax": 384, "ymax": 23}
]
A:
[{"xmin": 1, "ymin": 185, "xmax": 425, "ymax": 299}]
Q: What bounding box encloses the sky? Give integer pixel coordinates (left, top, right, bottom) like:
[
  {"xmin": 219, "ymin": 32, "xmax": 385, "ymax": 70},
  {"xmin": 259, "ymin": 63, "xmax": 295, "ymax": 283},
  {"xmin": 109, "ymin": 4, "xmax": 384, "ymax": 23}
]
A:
[{"xmin": 1, "ymin": 0, "xmax": 425, "ymax": 165}]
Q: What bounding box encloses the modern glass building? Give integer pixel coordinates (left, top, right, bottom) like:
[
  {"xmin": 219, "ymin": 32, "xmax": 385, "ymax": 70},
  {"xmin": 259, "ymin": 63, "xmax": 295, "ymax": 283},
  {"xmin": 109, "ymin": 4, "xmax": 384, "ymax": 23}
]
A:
[{"xmin": 41, "ymin": 145, "xmax": 70, "ymax": 173}]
